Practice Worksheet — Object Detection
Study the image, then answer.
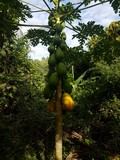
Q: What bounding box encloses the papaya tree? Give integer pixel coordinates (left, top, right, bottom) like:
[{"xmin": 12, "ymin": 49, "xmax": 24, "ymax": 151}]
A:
[{"xmin": 42, "ymin": 1, "xmax": 75, "ymax": 159}]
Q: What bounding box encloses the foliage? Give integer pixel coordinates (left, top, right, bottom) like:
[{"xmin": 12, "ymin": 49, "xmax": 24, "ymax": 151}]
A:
[
  {"xmin": 69, "ymin": 21, "xmax": 120, "ymax": 159},
  {"xmin": 26, "ymin": 29, "xmax": 52, "ymax": 46},
  {"xmin": 0, "ymin": 37, "xmax": 55, "ymax": 159},
  {"xmin": 82, "ymin": 0, "xmax": 120, "ymax": 15},
  {"xmin": 0, "ymin": 0, "xmax": 32, "ymax": 48},
  {"xmin": 73, "ymin": 21, "xmax": 105, "ymax": 46},
  {"xmin": 87, "ymin": 21, "xmax": 120, "ymax": 63}
]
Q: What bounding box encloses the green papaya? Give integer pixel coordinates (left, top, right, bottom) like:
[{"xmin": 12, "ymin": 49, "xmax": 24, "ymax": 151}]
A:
[
  {"xmin": 48, "ymin": 54, "xmax": 56, "ymax": 66},
  {"xmin": 61, "ymin": 32, "xmax": 66, "ymax": 40},
  {"xmin": 55, "ymin": 23, "xmax": 63, "ymax": 34},
  {"xmin": 48, "ymin": 44, "xmax": 55, "ymax": 54},
  {"xmin": 53, "ymin": 34, "xmax": 61, "ymax": 46},
  {"xmin": 59, "ymin": 40, "xmax": 67, "ymax": 50},
  {"xmin": 62, "ymin": 79, "xmax": 72, "ymax": 94},
  {"xmin": 49, "ymin": 28, "xmax": 56, "ymax": 36},
  {"xmin": 61, "ymin": 22, "xmax": 66, "ymax": 29},
  {"xmin": 43, "ymin": 84, "xmax": 55, "ymax": 99},
  {"xmin": 55, "ymin": 47, "xmax": 64, "ymax": 62},
  {"xmin": 57, "ymin": 62, "xmax": 67, "ymax": 77},
  {"xmin": 48, "ymin": 17, "xmax": 56, "ymax": 27},
  {"xmin": 49, "ymin": 72, "xmax": 59, "ymax": 89}
]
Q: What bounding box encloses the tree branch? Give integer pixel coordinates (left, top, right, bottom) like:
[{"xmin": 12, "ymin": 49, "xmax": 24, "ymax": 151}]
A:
[
  {"xmin": 18, "ymin": 23, "xmax": 50, "ymax": 28},
  {"xmin": 66, "ymin": 25, "xmax": 79, "ymax": 33},
  {"xmin": 30, "ymin": 10, "xmax": 49, "ymax": 13},
  {"xmin": 80, "ymin": 0, "xmax": 109, "ymax": 11},
  {"xmin": 4, "ymin": 18, "xmax": 50, "ymax": 28},
  {"xmin": 20, "ymin": 0, "xmax": 50, "ymax": 13},
  {"xmin": 43, "ymin": 0, "xmax": 52, "ymax": 11},
  {"xmin": 66, "ymin": 21, "xmax": 79, "ymax": 33}
]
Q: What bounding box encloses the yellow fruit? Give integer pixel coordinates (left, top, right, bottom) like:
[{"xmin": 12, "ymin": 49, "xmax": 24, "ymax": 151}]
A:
[
  {"xmin": 47, "ymin": 99, "xmax": 55, "ymax": 112},
  {"xmin": 62, "ymin": 93, "xmax": 74, "ymax": 111}
]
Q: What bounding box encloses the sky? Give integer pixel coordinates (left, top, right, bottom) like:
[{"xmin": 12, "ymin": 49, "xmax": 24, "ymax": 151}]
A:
[{"xmin": 20, "ymin": 0, "xmax": 120, "ymax": 60}]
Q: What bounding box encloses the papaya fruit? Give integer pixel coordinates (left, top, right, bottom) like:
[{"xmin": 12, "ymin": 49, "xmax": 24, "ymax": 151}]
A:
[
  {"xmin": 49, "ymin": 72, "xmax": 59, "ymax": 89},
  {"xmin": 53, "ymin": 34, "xmax": 61, "ymax": 46},
  {"xmin": 48, "ymin": 44, "xmax": 55, "ymax": 54},
  {"xmin": 57, "ymin": 62, "xmax": 67, "ymax": 77},
  {"xmin": 55, "ymin": 47, "xmax": 64, "ymax": 62},
  {"xmin": 55, "ymin": 23, "xmax": 63, "ymax": 34},
  {"xmin": 62, "ymin": 93, "xmax": 74, "ymax": 111},
  {"xmin": 48, "ymin": 54, "xmax": 56, "ymax": 66},
  {"xmin": 49, "ymin": 28, "xmax": 56, "ymax": 36},
  {"xmin": 61, "ymin": 22, "xmax": 66, "ymax": 29},
  {"xmin": 59, "ymin": 40, "xmax": 67, "ymax": 50},
  {"xmin": 47, "ymin": 98, "xmax": 55, "ymax": 112},
  {"xmin": 48, "ymin": 17, "xmax": 56, "ymax": 27},
  {"xmin": 62, "ymin": 79, "xmax": 72, "ymax": 94},
  {"xmin": 43, "ymin": 84, "xmax": 55, "ymax": 99},
  {"xmin": 61, "ymin": 32, "xmax": 66, "ymax": 40}
]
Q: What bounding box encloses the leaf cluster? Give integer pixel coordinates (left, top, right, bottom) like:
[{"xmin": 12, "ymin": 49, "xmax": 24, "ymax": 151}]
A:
[
  {"xmin": 59, "ymin": 2, "xmax": 81, "ymax": 23},
  {"xmin": 26, "ymin": 29, "xmax": 52, "ymax": 46},
  {"xmin": 82, "ymin": 0, "xmax": 120, "ymax": 15},
  {"xmin": 73, "ymin": 21, "xmax": 105, "ymax": 46}
]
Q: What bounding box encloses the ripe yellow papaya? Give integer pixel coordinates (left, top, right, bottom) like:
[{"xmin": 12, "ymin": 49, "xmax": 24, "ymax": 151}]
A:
[
  {"xmin": 47, "ymin": 98, "xmax": 55, "ymax": 112},
  {"xmin": 62, "ymin": 93, "xmax": 74, "ymax": 111}
]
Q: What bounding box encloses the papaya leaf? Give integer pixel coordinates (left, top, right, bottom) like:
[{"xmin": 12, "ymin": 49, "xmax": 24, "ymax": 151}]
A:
[
  {"xmin": 26, "ymin": 29, "xmax": 52, "ymax": 46},
  {"xmin": 73, "ymin": 21, "xmax": 105, "ymax": 45}
]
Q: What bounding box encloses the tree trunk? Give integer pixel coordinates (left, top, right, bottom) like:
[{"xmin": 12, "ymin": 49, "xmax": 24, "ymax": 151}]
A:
[{"xmin": 55, "ymin": 80, "xmax": 63, "ymax": 160}]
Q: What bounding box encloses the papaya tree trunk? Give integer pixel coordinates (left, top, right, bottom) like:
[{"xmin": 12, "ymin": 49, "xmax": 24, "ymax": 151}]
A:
[{"xmin": 55, "ymin": 80, "xmax": 62, "ymax": 160}]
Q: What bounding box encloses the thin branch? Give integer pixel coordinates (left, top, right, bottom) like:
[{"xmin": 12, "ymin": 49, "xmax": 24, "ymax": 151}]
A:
[
  {"xmin": 20, "ymin": 0, "xmax": 50, "ymax": 13},
  {"xmin": 4, "ymin": 18, "xmax": 50, "ymax": 28},
  {"xmin": 76, "ymin": 1, "xmax": 85, "ymax": 9},
  {"xmin": 72, "ymin": 2, "xmax": 83, "ymax": 5},
  {"xmin": 65, "ymin": 25, "xmax": 79, "ymax": 33},
  {"xmin": 73, "ymin": 1, "xmax": 85, "ymax": 12},
  {"xmin": 43, "ymin": 0, "xmax": 52, "ymax": 11},
  {"xmin": 63, "ymin": 0, "xmax": 109, "ymax": 21},
  {"xmin": 66, "ymin": 21, "xmax": 79, "ymax": 33},
  {"xmin": 18, "ymin": 23, "xmax": 50, "ymax": 28},
  {"xmin": 80, "ymin": 0, "xmax": 109, "ymax": 11},
  {"xmin": 30, "ymin": 10, "xmax": 49, "ymax": 13},
  {"xmin": 72, "ymin": 0, "xmax": 94, "ymax": 6}
]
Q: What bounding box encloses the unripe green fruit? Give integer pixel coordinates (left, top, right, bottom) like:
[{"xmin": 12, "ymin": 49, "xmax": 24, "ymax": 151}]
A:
[
  {"xmin": 55, "ymin": 23, "xmax": 63, "ymax": 34},
  {"xmin": 61, "ymin": 32, "xmax": 67, "ymax": 40},
  {"xmin": 49, "ymin": 72, "xmax": 59, "ymax": 89},
  {"xmin": 60, "ymin": 40, "xmax": 67, "ymax": 50},
  {"xmin": 48, "ymin": 54, "xmax": 56, "ymax": 66},
  {"xmin": 53, "ymin": 34, "xmax": 61, "ymax": 46},
  {"xmin": 61, "ymin": 22, "xmax": 66, "ymax": 29},
  {"xmin": 48, "ymin": 17, "xmax": 56, "ymax": 27},
  {"xmin": 48, "ymin": 44, "xmax": 55, "ymax": 54},
  {"xmin": 57, "ymin": 62, "xmax": 67, "ymax": 77},
  {"xmin": 62, "ymin": 79, "xmax": 72, "ymax": 94},
  {"xmin": 44, "ymin": 84, "xmax": 55, "ymax": 99},
  {"xmin": 50, "ymin": 28, "xmax": 56, "ymax": 36},
  {"xmin": 55, "ymin": 47, "xmax": 64, "ymax": 62}
]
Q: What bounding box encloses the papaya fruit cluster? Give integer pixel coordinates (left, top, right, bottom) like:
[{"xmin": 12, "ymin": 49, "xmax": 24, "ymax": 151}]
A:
[
  {"xmin": 44, "ymin": 11, "xmax": 74, "ymax": 112},
  {"xmin": 47, "ymin": 93, "xmax": 74, "ymax": 112}
]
